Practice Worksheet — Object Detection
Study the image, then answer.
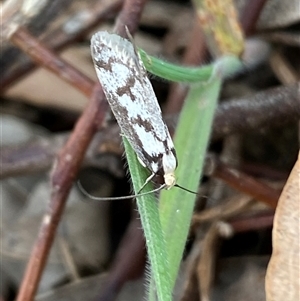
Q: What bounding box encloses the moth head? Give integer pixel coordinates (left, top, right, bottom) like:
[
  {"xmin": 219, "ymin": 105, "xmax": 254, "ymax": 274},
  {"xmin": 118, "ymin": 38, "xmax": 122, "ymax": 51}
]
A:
[
  {"xmin": 164, "ymin": 172, "xmax": 176, "ymax": 189},
  {"xmin": 162, "ymin": 151, "xmax": 177, "ymax": 189}
]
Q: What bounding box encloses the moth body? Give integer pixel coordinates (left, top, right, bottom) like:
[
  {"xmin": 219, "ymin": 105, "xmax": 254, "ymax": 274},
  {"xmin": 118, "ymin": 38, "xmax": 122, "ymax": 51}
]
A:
[{"xmin": 91, "ymin": 31, "xmax": 177, "ymax": 189}]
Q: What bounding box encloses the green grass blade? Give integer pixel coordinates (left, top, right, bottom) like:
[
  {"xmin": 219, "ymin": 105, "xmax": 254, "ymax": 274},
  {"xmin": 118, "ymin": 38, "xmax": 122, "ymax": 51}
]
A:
[
  {"xmin": 122, "ymin": 138, "xmax": 172, "ymax": 301},
  {"xmin": 159, "ymin": 75, "xmax": 222, "ymax": 289},
  {"xmin": 139, "ymin": 49, "xmax": 242, "ymax": 83},
  {"xmin": 122, "ymin": 56, "xmax": 243, "ymax": 299}
]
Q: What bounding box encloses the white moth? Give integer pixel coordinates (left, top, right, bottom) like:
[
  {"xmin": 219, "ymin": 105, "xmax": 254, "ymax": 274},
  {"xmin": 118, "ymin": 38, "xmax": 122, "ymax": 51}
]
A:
[{"xmin": 90, "ymin": 31, "xmax": 177, "ymax": 190}]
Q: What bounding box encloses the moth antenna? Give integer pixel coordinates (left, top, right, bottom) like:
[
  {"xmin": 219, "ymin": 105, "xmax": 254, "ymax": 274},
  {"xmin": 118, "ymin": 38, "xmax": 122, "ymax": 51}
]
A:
[
  {"xmin": 77, "ymin": 180, "xmax": 166, "ymax": 201},
  {"xmin": 136, "ymin": 172, "xmax": 156, "ymax": 194},
  {"xmin": 174, "ymin": 184, "xmax": 199, "ymax": 195},
  {"xmin": 124, "ymin": 26, "xmax": 138, "ymax": 55},
  {"xmin": 125, "ymin": 26, "xmax": 133, "ymax": 42}
]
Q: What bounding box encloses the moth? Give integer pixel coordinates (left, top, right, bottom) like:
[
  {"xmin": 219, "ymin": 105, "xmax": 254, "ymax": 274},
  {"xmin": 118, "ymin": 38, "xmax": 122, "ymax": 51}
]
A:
[{"xmin": 91, "ymin": 31, "xmax": 177, "ymax": 191}]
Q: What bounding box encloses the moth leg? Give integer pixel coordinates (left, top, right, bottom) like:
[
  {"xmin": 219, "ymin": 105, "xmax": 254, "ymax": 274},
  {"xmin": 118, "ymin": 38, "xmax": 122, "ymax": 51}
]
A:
[
  {"xmin": 136, "ymin": 155, "xmax": 156, "ymax": 193},
  {"xmin": 137, "ymin": 172, "xmax": 156, "ymax": 194},
  {"xmin": 137, "ymin": 156, "xmax": 147, "ymax": 168}
]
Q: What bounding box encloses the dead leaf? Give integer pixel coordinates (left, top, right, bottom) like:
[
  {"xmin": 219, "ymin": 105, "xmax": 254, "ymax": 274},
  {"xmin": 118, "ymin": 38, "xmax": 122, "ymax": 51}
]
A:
[{"xmin": 265, "ymin": 151, "xmax": 300, "ymax": 301}]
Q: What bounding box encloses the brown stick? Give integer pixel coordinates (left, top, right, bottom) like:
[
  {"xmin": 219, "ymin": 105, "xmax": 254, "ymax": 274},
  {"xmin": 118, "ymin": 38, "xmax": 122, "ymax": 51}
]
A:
[
  {"xmin": 15, "ymin": 0, "xmax": 149, "ymax": 300},
  {"xmin": 205, "ymin": 155, "xmax": 280, "ymax": 209},
  {"xmin": 94, "ymin": 1, "xmax": 150, "ymax": 300},
  {"xmin": 1, "ymin": 83, "xmax": 299, "ymax": 179},
  {"xmin": 16, "ymin": 85, "xmax": 108, "ymax": 301},
  {"xmin": 46, "ymin": 0, "xmax": 123, "ymax": 48},
  {"xmin": 229, "ymin": 211, "xmax": 274, "ymax": 232},
  {"xmin": 97, "ymin": 215, "xmax": 146, "ymax": 301},
  {"xmin": 239, "ymin": 0, "xmax": 268, "ymax": 36},
  {"xmin": 114, "ymin": 0, "xmax": 148, "ymax": 37},
  {"xmin": 9, "ymin": 26, "xmax": 95, "ymax": 97},
  {"xmin": 212, "ymin": 83, "xmax": 300, "ymax": 140},
  {"xmin": 0, "ymin": 0, "xmax": 123, "ymax": 91}
]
